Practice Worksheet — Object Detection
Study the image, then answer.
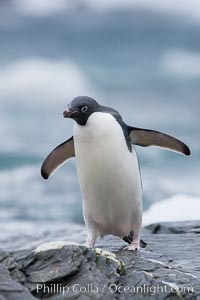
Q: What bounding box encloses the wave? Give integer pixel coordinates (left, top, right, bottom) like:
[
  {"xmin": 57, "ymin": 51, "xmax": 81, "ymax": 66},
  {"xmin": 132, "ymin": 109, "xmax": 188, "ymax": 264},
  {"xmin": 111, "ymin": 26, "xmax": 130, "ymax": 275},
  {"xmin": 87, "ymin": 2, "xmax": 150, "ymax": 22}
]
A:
[
  {"xmin": 0, "ymin": 221, "xmax": 86, "ymax": 250},
  {"xmin": 14, "ymin": 0, "xmax": 200, "ymax": 22},
  {"xmin": 0, "ymin": 164, "xmax": 199, "ymax": 234},
  {"xmin": 0, "ymin": 58, "xmax": 92, "ymax": 103},
  {"xmin": 162, "ymin": 50, "xmax": 200, "ymax": 77},
  {"xmin": 143, "ymin": 194, "xmax": 200, "ymax": 226},
  {"xmin": 14, "ymin": 0, "xmax": 70, "ymax": 16},
  {"xmin": 0, "ymin": 163, "xmax": 81, "ymax": 221}
]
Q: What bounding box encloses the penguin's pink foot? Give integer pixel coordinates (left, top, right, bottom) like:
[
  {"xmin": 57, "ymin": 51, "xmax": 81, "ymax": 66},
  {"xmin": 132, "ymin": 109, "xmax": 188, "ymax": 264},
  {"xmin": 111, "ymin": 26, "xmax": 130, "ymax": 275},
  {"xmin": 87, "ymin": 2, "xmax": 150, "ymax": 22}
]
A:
[
  {"xmin": 85, "ymin": 236, "xmax": 96, "ymax": 248},
  {"xmin": 124, "ymin": 239, "xmax": 140, "ymax": 251}
]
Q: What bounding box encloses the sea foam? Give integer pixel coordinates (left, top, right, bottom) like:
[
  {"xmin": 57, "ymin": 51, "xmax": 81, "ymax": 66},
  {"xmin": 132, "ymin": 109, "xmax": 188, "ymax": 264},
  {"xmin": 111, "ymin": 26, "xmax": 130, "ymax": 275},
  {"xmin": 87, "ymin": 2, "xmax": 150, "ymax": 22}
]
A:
[
  {"xmin": 14, "ymin": 0, "xmax": 200, "ymax": 23},
  {"xmin": 0, "ymin": 58, "xmax": 92, "ymax": 103},
  {"xmin": 143, "ymin": 194, "xmax": 200, "ymax": 226},
  {"xmin": 162, "ymin": 50, "xmax": 200, "ymax": 78}
]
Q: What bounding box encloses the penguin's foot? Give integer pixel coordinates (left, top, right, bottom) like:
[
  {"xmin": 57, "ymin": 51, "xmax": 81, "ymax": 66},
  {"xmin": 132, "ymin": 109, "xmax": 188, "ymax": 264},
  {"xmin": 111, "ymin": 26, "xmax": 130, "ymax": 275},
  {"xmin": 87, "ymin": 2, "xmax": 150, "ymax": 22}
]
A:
[
  {"xmin": 85, "ymin": 236, "xmax": 96, "ymax": 248},
  {"xmin": 124, "ymin": 239, "xmax": 140, "ymax": 251}
]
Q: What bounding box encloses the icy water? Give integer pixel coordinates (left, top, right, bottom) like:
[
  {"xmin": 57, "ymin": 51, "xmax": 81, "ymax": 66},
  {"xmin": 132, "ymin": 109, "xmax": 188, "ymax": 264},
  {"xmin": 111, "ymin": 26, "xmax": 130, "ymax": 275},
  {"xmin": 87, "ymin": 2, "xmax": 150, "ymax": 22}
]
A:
[{"xmin": 0, "ymin": 3, "xmax": 199, "ymax": 232}]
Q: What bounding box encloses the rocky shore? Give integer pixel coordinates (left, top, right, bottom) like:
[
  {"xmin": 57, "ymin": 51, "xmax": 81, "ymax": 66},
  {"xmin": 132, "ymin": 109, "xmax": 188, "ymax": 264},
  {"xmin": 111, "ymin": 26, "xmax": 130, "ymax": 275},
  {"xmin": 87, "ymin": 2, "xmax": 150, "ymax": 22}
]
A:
[{"xmin": 0, "ymin": 221, "xmax": 200, "ymax": 299}]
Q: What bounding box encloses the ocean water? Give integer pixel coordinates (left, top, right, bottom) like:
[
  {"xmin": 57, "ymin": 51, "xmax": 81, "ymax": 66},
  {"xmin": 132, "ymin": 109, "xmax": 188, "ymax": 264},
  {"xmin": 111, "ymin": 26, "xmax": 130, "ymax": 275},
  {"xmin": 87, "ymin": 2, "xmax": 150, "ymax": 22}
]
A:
[{"xmin": 0, "ymin": 2, "xmax": 199, "ymax": 233}]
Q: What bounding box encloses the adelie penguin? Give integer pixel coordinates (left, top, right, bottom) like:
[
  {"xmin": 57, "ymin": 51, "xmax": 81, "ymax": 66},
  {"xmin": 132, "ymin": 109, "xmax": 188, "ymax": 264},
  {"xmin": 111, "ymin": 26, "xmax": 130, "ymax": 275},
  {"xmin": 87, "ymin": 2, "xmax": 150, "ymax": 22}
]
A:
[{"xmin": 41, "ymin": 96, "xmax": 190, "ymax": 251}]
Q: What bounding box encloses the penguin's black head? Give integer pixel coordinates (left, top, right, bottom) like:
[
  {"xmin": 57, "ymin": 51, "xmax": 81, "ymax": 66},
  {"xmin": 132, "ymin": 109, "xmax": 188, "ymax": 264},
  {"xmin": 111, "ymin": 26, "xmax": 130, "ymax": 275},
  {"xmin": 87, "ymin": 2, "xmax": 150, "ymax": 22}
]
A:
[{"xmin": 63, "ymin": 96, "xmax": 100, "ymax": 125}]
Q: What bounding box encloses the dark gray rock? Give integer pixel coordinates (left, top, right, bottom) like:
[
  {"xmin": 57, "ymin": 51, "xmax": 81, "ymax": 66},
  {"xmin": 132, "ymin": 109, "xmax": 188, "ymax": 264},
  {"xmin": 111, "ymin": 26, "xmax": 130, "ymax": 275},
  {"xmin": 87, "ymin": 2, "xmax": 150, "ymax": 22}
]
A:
[
  {"xmin": 0, "ymin": 250, "xmax": 26, "ymax": 284},
  {"xmin": 0, "ymin": 221, "xmax": 200, "ymax": 300},
  {"xmin": 11, "ymin": 245, "xmax": 122, "ymax": 300},
  {"xmin": 116, "ymin": 233, "xmax": 200, "ymax": 299},
  {"xmin": 146, "ymin": 220, "xmax": 200, "ymax": 234},
  {"xmin": 0, "ymin": 261, "xmax": 35, "ymax": 300}
]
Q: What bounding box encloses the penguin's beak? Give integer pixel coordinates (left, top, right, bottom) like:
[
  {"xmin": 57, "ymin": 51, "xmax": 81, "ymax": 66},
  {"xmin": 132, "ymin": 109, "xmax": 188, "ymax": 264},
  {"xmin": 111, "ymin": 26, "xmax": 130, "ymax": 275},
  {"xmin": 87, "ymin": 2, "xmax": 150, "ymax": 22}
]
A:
[{"xmin": 63, "ymin": 109, "xmax": 79, "ymax": 118}]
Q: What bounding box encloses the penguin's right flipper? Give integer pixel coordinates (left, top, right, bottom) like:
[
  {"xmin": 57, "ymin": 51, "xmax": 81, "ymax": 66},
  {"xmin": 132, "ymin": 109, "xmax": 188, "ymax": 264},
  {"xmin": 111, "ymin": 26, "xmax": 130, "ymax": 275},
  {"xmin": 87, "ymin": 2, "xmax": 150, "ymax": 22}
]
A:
[{"xmin": 41, "ymin": 136, "xmax": 75, "ymax": 180}]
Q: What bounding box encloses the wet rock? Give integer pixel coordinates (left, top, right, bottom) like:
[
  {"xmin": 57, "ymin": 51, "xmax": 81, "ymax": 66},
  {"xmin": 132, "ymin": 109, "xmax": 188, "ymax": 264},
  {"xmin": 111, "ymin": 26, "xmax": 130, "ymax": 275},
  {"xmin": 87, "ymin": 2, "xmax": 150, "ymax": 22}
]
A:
[
  {"xmin": 146, "ymin": 220, "xmax": 200, "ymax": 234},
  {"xmin": 12, "ymin": 245, "xmax": 122, "ymax": 300},
  {"xmin": 0, "ymin": 259, "xmax": 35, "ymax": 300},
  {"xmin": 0, "ymin": 221, "xmax": 199, "ymax": 299}
]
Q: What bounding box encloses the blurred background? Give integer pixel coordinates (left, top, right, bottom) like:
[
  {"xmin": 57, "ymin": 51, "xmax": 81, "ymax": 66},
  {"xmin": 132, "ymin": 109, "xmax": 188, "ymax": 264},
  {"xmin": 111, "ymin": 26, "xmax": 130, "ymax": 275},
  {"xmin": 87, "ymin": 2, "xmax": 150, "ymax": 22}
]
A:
[{"xmin": 0, "ymin": 0, "xmax": 199, "ymax": 236}]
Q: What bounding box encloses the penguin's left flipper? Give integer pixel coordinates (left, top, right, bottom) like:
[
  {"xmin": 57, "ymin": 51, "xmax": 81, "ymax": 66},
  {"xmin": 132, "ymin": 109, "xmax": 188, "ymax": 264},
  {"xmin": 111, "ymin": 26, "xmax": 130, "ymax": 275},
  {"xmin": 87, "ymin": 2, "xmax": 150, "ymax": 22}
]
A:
[
  {"xmin": 41, "ymin": 136, "xmax": 75, "ymax": 180},
  {"xmin": 128, "ymin": 127, "xmax": 190, "ymax": 156}
]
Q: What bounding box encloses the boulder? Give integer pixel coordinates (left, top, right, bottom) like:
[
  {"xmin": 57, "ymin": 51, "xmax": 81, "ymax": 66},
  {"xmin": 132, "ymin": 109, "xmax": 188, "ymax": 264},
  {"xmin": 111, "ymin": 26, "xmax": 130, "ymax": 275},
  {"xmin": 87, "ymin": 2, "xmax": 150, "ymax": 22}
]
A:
[{"xmin": 0, "ymin": 221, "xmax": 199, "ymax": 299}]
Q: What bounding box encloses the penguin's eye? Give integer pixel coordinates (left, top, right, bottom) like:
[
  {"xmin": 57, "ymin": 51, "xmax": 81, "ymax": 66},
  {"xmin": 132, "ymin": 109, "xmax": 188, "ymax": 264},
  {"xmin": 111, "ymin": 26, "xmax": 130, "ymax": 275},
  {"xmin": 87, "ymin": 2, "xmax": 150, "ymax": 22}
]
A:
[{"xmin": 81, "ymin": 106, "xmax": 88, "ymax": 113}]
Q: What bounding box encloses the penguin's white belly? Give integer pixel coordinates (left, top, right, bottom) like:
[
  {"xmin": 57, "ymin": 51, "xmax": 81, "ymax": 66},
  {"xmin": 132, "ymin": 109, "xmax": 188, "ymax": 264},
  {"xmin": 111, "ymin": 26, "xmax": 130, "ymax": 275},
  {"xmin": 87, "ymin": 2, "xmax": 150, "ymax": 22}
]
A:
[{"xmin": 74, "ymin": 112, "xmax": 142, "ymax": 237}]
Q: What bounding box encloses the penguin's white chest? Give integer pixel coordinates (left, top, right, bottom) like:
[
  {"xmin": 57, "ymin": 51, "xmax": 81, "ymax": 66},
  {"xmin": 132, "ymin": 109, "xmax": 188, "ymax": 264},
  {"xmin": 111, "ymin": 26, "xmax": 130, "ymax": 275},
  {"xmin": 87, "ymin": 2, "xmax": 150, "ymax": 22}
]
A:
[{"xmin": 73, "ymin": 112, "xmax": 142, "ymax": 237}]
